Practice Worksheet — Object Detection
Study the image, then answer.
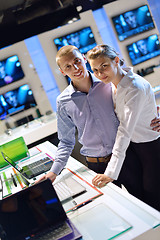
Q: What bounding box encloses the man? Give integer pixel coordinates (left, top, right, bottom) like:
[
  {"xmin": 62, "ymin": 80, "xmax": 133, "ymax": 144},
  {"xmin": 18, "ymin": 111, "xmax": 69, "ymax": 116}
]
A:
[
  {"xmin": 123, "ymin": 11, "xmax": 138, "ymax": 30},
  {"xmin": 4, "ymin": 90, "xmax": 18, "ymax": 108},
  {"xmin": 37, "ymin": 45, "xmax": 160, "ymax": 183},
  {"xmin": 136, "ymin": 39, "xmax": 148, "ymax": 56}
]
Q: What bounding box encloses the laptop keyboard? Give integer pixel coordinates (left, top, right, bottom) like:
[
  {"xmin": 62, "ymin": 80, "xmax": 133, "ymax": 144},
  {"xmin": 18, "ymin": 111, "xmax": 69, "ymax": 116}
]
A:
[
  {"xmin": 32, "ymin": 221, "xmax": 72, "ymax": 240},
  {"xmin": 54, "ymin": 177, "xmax": 86, "ymax": 203},
  {"xmin": 54, "ymin": 181, "xmax": 75, "ymax": 202},
  {"xmin": 22, "ymin": 157, "xmax": 53, "ymax": 179}
]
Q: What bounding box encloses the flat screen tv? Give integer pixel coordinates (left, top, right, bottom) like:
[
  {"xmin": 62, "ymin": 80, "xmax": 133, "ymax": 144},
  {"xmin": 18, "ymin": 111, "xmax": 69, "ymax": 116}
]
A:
[
  {"xmin": 54, "ymin": 26, "xmax": 97, "ymax": 54},
  {"xmin": 112, "ymin": 5, "xmax": 155, "ymax": 41},
  {"xmin": 0, "ymin": 55, "xmax": 24, "ymax": 87},
  {"xmin": 126, "ymin": 34, "xmax": 160, "ymax": 66},
  {"xmin": 54, "ymin": 26, "xmax": 97, "ymax": 83},
  {"xmin": 0, "ymin": 84, "xmax": 37, "ymax": 120}
]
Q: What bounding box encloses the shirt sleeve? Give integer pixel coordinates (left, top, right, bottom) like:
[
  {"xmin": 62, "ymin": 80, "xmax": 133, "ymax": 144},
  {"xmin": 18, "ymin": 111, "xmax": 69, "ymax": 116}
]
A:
[
  {"xmin": 104, "ymin": 85, "xmax": 146, "ymax": 180},
  {"xmin": 50, "ymin": 99, "xmax": 76, "ymax": 175}
]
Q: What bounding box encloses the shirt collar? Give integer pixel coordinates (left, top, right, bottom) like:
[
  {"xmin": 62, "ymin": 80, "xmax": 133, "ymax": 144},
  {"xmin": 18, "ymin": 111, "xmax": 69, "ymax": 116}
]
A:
[
  {"xmin": 118, "ymin": 67, "xmax": 134, "ymax": 88},
  {"xmin": 68, "ymin": 71, "xmax": 101, "ymax": 95},
  {"xmin": 68, "ymin": 81, "xmax": 76, "ymax": 95}
]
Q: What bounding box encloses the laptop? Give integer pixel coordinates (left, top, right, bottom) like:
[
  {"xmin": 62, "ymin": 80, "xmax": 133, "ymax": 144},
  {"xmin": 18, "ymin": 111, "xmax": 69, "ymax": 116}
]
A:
[
  {"xmin": 0, "ymin": 179, "xmax": 82, "ymax": 240},
  {"xmin": 1, "ymin": 151, "xmax": 31, "ymax": 186},
  {"xmin": 1, "ymin": 151, "xmax": 87, "ymax": 202},
  {"xmin": 1, "ymin": 151, "xmax": 53, "ymax": 182},
  {"xmin": 0, "ymin": 137, "xmax": 53, "ymax": 179},
  {"xmin": 0, "ymin": 137, "xmax": 29, "ymax": 169}
]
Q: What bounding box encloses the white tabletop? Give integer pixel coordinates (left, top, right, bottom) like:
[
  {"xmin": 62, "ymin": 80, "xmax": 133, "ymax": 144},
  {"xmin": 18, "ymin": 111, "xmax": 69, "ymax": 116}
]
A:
[
  {"xmin": 36, "ymin": 141, "xmax": 160, "ymax": 240},
  {"xmin": 0, "ymin": 113, "xmax": 57, "ymax": 146}
]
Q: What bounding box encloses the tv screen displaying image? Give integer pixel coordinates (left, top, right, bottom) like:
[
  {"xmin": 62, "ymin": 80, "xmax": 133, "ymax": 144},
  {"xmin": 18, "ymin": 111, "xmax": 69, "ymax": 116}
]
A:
[
  {"xmin": 0, "ymin": 55, "xmax": 24, "ymax": 87},
  {"xmin": 0, "ymin": 84, "xmax": 37, "ymax": 120},
  {"xmin": 112, "ymin": 5, "xmax": 155, "ymax": 41},
  {"xmin": 54, "ymin": 26, "xmax": 97, "ymax": 54},
  {"xmin": 126, "ymin": 34, "xmax": 160, "ymax": 66}
]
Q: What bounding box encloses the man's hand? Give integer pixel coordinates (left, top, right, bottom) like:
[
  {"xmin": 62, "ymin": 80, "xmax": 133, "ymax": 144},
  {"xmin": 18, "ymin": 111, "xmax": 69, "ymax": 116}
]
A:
[
  {"xmin": 34, "ymin": 172, "xmax": 57, "ymax": 184},
  {"xmin": 150, "ymin": 105, "xmax": 160, "ymax": 132},
  {"xmin": 92, "ymin": 174, "xmax": 113, "ymax": 188}
]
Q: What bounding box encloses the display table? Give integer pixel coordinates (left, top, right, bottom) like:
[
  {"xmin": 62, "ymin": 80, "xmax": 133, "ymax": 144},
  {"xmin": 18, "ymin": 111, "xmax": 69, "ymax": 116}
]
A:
[
  {"xmin": 36, "ymin": 141, "xmax": 160, "ymax": 240},
  {"xmin": 0, "ymin": 113, "xmax": 57, "ymax": 146},
  {"xmin": 0, "ymin": 140, "xmax": 159, "ymax": 240}
]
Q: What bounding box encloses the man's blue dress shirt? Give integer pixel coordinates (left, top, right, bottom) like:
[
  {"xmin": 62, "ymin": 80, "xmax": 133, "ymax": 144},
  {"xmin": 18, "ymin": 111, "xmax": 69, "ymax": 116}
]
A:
[{"xmin": 51, "ymin": 73, "xmax": 119, "ymax": 175}]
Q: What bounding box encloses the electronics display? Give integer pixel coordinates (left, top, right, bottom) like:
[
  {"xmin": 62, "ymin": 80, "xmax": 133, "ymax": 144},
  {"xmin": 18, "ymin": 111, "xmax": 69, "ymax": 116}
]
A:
[
  {"xmin": 126, "ymin": 34, "xmax": 160, "ymax": 66},
  {"xmin": 0, "ymin": 84, "xmax": 37, "ymax": 120},
  {"xmin": 112, "ymin": 5, "xmax": 155, "ymax": 41},
  {"xmin": 0, "ymin": 55, "xmax": 24, "ymax": 87},
  {"xmin": 54, "ymin": 26, "xmax": 97, "ymax": 54}
]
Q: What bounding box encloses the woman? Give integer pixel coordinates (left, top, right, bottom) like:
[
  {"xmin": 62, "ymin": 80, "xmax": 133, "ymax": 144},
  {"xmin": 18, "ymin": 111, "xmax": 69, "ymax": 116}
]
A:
[{"xmin": 87, "ymin": 44, "xmax": 160, "ymax": 211}]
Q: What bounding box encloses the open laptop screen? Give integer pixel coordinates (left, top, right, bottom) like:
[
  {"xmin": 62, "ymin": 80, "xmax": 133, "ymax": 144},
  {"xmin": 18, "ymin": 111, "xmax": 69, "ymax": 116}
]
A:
[
  {"xmin": 0, "ymin": 137, "xmax": 29, "ymax": 168},
  {"xmin": 0, "ymin": 179, "xmax": 68, "ymax": 240}
]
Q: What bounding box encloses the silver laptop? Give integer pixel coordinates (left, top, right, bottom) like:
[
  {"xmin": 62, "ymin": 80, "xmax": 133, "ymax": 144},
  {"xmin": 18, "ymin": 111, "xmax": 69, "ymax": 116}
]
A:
[
  {"xmin": 1, "ymin": 151, "xmax": 86, "ymax": 202},
  {"xmin": 1, "ymin": 150, "xmax": 53, "ymax": 180},
  {"xmin": 1, "ymin": 151, "xmax": 31, "ymax": 186}
]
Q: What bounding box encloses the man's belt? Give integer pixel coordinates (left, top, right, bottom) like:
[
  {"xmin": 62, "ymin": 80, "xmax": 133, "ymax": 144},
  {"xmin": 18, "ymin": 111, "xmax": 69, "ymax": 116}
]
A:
[{"xmin": 86, "ymin": 154, "xmax": 112, "ymax": 163}]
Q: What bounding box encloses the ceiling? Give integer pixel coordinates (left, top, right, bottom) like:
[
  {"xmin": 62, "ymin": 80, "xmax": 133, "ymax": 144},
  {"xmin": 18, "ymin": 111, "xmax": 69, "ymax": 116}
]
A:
[
  {"xmin": 0, "ymin": 0, "xmax": 117, "ymax": 48},
  {"xmin": 0, "ymin": 0, "xmax": 117, "ymax": 13}
]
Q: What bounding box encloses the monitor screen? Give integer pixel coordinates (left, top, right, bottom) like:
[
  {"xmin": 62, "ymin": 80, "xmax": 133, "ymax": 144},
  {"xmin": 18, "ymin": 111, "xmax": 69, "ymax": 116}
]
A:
[
  {"xmin": 126, "ymin": 34, "xmax": 160, "ymax": 66},
  {"xmin": 0, "ymin": 55, "xmax": 24, "ymax": 87},
  {"xmin": 0, "ymin": 84, "xmax": 37, "ymax": 120},
  {"xmin": 112, "ymin": 5, "xmax": 155, "ymax": 41},
  {"xmin": 54, "ymin": 26, "xmax": 97, "ymax": 54}
]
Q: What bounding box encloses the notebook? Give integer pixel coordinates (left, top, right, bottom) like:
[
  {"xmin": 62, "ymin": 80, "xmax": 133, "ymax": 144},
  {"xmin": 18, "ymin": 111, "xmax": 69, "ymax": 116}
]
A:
[
  {"xmin": 0, "ymin": 179, "xmax": 82, "ymax": 240},
  {"xmin": 1, "ymin": 151, "xmax": 53, "ymax": 181},
  {"xmin": 0, "ymin": 137, "xmax": 53, "ymax": 179},
  {"xmin": 1, "ymin": 151, "xmax": 31, "ymax": 186},
  {"xmin": 1, "ymin": 151, "xmax": 86, "ymax": 202}
]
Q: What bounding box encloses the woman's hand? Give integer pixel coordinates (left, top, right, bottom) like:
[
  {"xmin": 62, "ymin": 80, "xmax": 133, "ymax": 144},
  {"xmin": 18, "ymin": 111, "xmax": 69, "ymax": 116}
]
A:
[
  {"xmin": 150, "ymin": 105, "xmax": 160, "ymax": 132},
  {"xmin": 92, "ymin": 174, "xmax": 113, "ymax": 188}
]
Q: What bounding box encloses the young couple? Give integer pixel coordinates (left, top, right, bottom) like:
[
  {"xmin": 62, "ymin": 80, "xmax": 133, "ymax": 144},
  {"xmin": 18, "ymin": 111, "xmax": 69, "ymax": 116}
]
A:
[{"xmin": 38, "ymin": 44, "xmax": 160, "ymax": 211}]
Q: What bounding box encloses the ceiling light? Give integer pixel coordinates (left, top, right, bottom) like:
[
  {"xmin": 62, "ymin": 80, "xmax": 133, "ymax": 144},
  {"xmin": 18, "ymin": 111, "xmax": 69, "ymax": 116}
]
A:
[{"xmin": 76, "ymin": 6, "xmax": 82, "ymax": 12}]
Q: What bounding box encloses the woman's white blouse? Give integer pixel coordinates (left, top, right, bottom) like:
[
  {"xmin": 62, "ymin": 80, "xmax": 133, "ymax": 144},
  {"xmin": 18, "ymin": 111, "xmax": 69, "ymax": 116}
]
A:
[{"xmin": 105, "ymin": 68, "xmax": 160, "ymax": 180}]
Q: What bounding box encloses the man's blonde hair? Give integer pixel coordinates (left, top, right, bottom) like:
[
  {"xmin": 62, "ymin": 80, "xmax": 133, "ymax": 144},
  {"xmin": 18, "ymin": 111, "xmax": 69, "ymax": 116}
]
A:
[{"xmin": 56, "ymin": 45, "xmax": 81, "ymax": 68}]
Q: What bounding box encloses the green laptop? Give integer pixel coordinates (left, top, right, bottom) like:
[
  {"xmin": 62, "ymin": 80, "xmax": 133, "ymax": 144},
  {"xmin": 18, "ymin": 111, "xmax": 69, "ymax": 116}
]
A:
[{"xmin": 0, "ymin": 137, "xmax": 29, "ymax": 169}]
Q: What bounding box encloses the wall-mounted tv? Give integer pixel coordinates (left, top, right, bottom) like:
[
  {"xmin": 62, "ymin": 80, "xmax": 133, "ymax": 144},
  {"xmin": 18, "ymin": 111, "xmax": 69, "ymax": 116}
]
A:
[
  {"xmin": 54, "ymin": 26, "xmax": 97, "ymax": 54},
  {"xmin": 112, "ymin": 5, "xmax": 155, "ymax": 41},
  {"xmin": 54, "ymin": 26, "xmax": 97, "ymax": 83},
  {"xmin": 0, "ymin": 55, "xmax": 24, "ymax": 87},
  {"xmin": 126, "ymin": 34, "xmax": 160, "ymax": 66},
  {"xmin": 0, "ymin": 84, "xmax": 37, "ymax": 120}
]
